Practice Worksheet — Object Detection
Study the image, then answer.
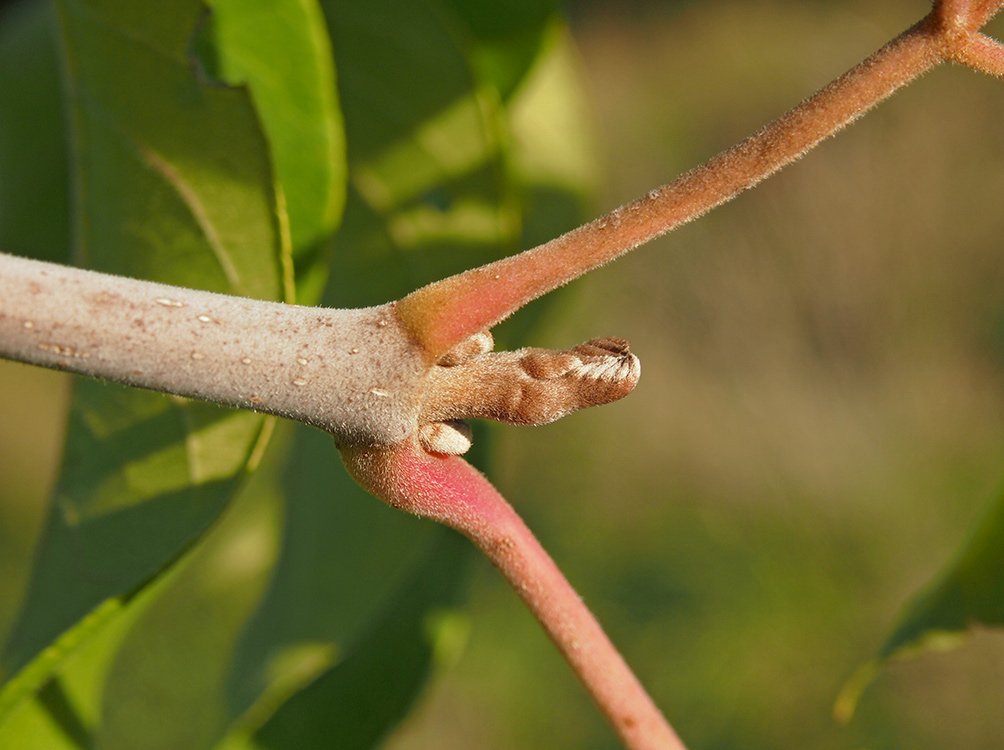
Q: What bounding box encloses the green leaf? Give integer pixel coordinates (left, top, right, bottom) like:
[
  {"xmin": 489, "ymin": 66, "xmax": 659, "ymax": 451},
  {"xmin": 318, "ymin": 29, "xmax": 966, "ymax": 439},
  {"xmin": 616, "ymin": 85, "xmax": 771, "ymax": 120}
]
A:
[
  {"xmin": 221, "ymin": 425, "xmax": 450, "ymax": 737},
  {"xmin": 57, "ymin": 0, "xmax": 287, "ymax": 297},
  {"xmin": 836, "ymin": 485, "xmax": 1004, "ymax": 721},
  {"xmin": 93, "ymin": 432, "xmax": 287, "ymax": 750},
  {"xmin": 439, "ymin": 0, "xmax": 558, "ymax": 99},
  {"xmin": 201, "ymin": 0, "xmax": 347, "ymax": 304},
  {"xmin": 494, "ymin": 23, "xmax": 600, "ymax": 347},
  {"xmin": 1, "ymin": 0, "xmax": 287, "ymax": 726},
  {"xmin": 0, "ymin": 1, "xmax": 70, "ymax": 264},
  {"xmin": 0, "ymin": 549, "xmax": 183, "ymax": 749},
  {"xmin": 322, "ymin": 0, "xmax": 521, "ymax": 308},
  {"xmin": 505, "ymin": 24, "xmax": 598, "ymax": 244},
  {"xmin": 225, "ymin": 530, "xmax": 469, "ymax": 750}
]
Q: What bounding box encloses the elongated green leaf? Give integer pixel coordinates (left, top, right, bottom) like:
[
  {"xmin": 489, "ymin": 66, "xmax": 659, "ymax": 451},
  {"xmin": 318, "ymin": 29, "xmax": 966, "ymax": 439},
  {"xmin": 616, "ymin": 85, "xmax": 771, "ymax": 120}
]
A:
[
  {"xmin": 0, "ymin": 0, "xmax": 69, "ymax": 264},
  {"xmin": 227, "ymin": 530, "xmax": 469, "ymax": 750},
  {"xmin": 58, "ymin": 0, "xmax": 286, "ymax": 295},
  {"xmin": 1, "ymin": 0, "xmax": 286, "ymax": 726},
  {"xmin": 836, "ymin": 485, "xmax": 1004, "ymax": 720},
  {"xmin": 0, "ymin": 542, "xmax": 186, "ymax": 750},
  {"xmin": 94, "ymin": 432, "xmax": 286, "ymax": 750},
  {"xmin": 202, "ymin": 0, "xmax": 346, "ymax": 303},
  {"xmin": 222, "ymin": 425, "xmax": 446, "ymax": 734},
  {"xmin": 493, "ymin": 23, "xmax": 599, "ymax": 347},
  {"xmin": 439, "ymin": 0, "xmax": 558, "ymax": 99},
  {"xmin": 0, "ymin": 0, "xmax": 71, "ymax": 653}
]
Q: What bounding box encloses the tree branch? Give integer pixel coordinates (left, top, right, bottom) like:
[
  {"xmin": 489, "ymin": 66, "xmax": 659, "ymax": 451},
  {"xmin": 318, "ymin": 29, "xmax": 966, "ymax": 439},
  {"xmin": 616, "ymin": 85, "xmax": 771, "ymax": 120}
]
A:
[
  {"xmin": 0, "ymin": 251, "xmax": 424, "ymax": 446},
  {"xmin": 970, "ymin": 0, "xmax": 1004, "ymax": 28}
]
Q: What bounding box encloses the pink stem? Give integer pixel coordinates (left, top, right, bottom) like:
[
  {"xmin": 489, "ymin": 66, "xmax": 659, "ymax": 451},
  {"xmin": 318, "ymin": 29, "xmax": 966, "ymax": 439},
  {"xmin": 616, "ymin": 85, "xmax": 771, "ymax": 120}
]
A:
[
  {"xmin": 397, "ymin": 19, "xmax": 943, "ymax": 356},
  {"xmin": 955, "ymin": 32, "xmax": 1004, "ymax": 76},
  {"xmin": 343, "ymin": 443, "xmax": 687, "ymax": 750},
  {"xmin": 971, "ymin": 0, "xmax": 1004, "ymax": 27},
  {"xmin": 936, "ymin": 0, "xmax": 972, "ymax": 23}
]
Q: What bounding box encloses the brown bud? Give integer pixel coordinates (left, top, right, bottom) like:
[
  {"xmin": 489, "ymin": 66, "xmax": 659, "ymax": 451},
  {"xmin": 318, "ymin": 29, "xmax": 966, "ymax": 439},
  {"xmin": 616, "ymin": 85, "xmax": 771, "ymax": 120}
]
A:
[{"xmin": 418, "ymin": 334, "xmax": 641, "ymax": 454}]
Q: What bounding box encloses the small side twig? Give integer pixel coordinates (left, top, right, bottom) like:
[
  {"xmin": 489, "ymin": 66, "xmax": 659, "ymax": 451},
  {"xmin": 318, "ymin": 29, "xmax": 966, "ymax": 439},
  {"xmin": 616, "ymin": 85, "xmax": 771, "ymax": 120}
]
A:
[
  {"xmin": 970, "ymin": 0, "xmax": 1004, "ymax": 27},
  {"xmin": 934, "ymin": 0, "xmax": 1004, "ymax": 74}
]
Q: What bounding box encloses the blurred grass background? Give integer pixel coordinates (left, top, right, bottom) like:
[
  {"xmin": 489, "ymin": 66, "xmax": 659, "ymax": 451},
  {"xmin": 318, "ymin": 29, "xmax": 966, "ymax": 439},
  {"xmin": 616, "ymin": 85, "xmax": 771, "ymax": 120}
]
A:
[{"xmin": 3, "ymin": 1, "xmax": 1004, "ymax": 748}]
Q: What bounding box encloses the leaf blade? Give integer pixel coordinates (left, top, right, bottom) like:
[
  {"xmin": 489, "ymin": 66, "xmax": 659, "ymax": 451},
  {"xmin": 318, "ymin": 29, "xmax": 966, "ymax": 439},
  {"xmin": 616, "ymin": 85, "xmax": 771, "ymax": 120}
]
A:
[
  {"xmin": 836, "ymin": 485, "xmax": 1004, "ymax": 720},
  {"xmin": 203, "ymin": 0, "xmax": 347, "ymax": 303},
  {"xmin": 1, "ymin": 0, "xmax": 288, "ymax": 725}
]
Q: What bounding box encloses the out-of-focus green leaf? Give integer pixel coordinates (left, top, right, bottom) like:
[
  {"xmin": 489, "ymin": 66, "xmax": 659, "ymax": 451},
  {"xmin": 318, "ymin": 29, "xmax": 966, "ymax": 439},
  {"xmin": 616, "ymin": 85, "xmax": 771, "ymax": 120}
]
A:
[
  {"xmin": 0, "ymin": 421, "xmax": 281, "ymax": 750},
  {"xmin": 0, "ymin": 548, "xmax": 180, "ymax": 749},
  {"xmin": 0, "ymin": 0, "xmax": 286, "ymax": 727},
  {"xmin": 202, "ymin": 0, "xmax": 346, "ymax": 303},
  {"xmin": 439, "ymin": 0, "xmax": 558, "ymax": 99},
  {"xmin": 322, "ymin": 0, "xmax": 520, "ymax": 309},
  {"xmin": 494, "ymin": 23, "xmax": 600, "ymax": 347},
  {"xmin": 0, "ymin": 1, "xmax": 69, "ymax": 264},
  {"xmin": 836, "ymin": 485, "xmax": 1004, "ymax": 721},
  {"xmin": 505, "ymin": 24, "xmax": 598, "ymax": 243},
  {"xmin": 223, "ymin": 529, "xmax": 468, "ymax": 750},
  {"xmin": 0, "ymin": 684, "xmax": 89, "ymax": 750},
  {"xmin": 221, "ymin": 425, "xmax": 447, "ymax": 736}
]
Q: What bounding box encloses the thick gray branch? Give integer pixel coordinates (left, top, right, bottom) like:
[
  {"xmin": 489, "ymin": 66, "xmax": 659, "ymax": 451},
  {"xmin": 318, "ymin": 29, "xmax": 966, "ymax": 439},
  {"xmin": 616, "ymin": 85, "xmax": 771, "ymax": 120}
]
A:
[{"xmin": 0, "ymin": 252, "xmax": 424, "ymax": 446}]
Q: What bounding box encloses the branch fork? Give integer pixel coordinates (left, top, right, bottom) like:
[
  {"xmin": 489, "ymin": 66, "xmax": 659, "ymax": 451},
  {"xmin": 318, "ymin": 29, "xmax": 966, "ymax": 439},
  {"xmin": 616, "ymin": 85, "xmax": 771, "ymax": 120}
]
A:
[{"xmin": 933, "ymin": 0, "xmax": 1004, "ymax": 76}]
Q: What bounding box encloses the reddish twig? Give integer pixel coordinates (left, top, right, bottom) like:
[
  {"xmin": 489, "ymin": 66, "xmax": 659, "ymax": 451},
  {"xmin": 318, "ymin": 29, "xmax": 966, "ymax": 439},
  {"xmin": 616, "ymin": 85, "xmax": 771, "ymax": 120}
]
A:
[
  {"xmin": 954, "ymin": 32, "xmax": 1004, "ymax": 75},
  {"xmin": 970, "ymin": 0, "xmax": 1004, "ymax": 27},
  {"xmin": 936, "ymin": 0, "xmax": 973, "ymax": 25},
  {"xmin": 342, "ymin": 442, "xmax": 687, "ymax": 750},
  {"xmin": 398, "ymin": 0, "xmax": 1004, "ymax": 358},
  {"xmin": 398, "ymin": 19, "xmax": 945, "ymax": 356}
]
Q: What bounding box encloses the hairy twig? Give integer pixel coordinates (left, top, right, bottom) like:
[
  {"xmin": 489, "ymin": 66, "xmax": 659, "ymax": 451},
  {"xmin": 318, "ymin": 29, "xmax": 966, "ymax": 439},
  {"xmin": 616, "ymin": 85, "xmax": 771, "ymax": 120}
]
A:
[
  {"xmin": 397, "ymin": 0, "xmax": 1004, "ymax": 358},
  {"xmin": 342, "ymin": 443, "xmax": 686, "ymax": 750},
  {"xmin": 969, "ymin": 0, "xmax": 1004, "ymax": 27}
]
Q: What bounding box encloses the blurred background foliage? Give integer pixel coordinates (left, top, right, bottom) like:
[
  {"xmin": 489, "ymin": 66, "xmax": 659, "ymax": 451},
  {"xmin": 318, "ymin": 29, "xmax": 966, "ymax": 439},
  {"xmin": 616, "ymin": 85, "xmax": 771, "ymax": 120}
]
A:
[{"xmin": 2, "ymin": 0, "xmax": 1004, "ymax": 748}]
